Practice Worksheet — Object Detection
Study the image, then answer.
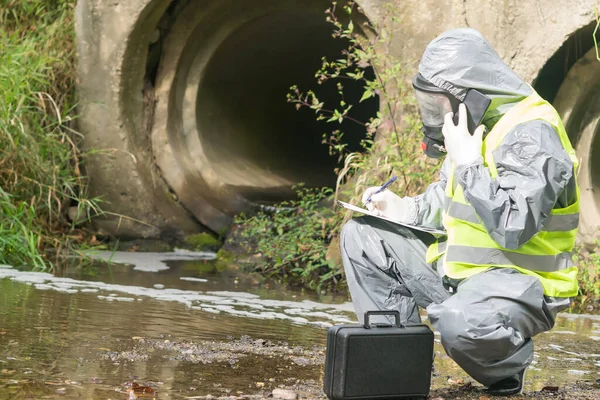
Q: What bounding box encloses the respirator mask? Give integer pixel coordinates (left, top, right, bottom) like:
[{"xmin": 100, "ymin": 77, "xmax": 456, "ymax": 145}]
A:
[
  {"xmin": 412, "ymin": 74, "xmax": 492, "ymax": 159},
  {"xmin": 412, "ymin": 73, "xmax": 460, "ymax": 158}
]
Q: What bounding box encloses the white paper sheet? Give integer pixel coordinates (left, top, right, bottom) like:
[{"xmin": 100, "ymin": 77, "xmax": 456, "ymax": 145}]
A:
[{"xmin": 337, "ymin": 201, "xmax": 447, "ymax": 236}]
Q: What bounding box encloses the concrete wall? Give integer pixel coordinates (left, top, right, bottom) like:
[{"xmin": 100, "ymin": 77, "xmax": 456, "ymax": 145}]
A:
[{"xmin": 357, "ymin": 0, "xmax": 597, "ymax": 83}]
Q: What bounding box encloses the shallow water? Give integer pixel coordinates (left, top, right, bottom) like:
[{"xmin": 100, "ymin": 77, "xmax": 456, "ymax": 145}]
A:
[{"xmin": 0, "ymin": 252, "xmax": 599, "ymax": 399}]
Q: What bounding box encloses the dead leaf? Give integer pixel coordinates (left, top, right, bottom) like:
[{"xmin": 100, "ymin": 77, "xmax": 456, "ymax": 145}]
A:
[{"xmin": 127, "ymin": 383, "xmax": 157, "ymax": 398}]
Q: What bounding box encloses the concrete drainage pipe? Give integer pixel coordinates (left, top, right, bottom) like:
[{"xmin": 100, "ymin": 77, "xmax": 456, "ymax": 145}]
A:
[
  {"xmin": 76, "ymin": 0, "xmax": 376, "ymax": 239},
  {"xmin": 554, "ymin": 48, "xmax": 600, "ymax": 247}
]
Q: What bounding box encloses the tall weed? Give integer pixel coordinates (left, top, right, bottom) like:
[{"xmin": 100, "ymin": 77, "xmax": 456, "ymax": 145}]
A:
[{"xmin": 0, "ymin": 0, "xmax": 99, "ymax": 269}]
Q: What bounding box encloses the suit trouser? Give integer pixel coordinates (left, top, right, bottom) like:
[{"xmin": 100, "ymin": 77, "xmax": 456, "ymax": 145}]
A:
[{"xmin": 340, "ymin": 216, "xmax": 570, "ymax": 386}]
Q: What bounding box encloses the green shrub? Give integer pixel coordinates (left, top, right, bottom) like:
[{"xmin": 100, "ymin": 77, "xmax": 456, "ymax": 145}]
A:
[
  {"xmin": 233, "ymin": 186, "xmax": 344, "ymax": 292},
  {"xmin": 573, "ymin": 245, "xmax": 600, "ymax": 309}
]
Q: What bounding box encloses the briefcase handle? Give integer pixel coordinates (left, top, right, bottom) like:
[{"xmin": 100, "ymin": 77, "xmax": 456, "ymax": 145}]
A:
[{"xmin": 363, "ymin": 310, "xmax": 403, "ymax": 329}]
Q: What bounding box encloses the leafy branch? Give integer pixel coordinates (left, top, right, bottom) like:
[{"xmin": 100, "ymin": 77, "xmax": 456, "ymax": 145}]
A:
[{"xmin": 287, "ymin": 1, "xmax": 435, "ymax": 195}]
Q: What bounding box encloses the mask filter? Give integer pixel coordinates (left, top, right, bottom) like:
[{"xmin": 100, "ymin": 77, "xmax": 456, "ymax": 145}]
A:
[{"xmin": 420, "ymin": 127, "xmax": 447, "ymax": 158}]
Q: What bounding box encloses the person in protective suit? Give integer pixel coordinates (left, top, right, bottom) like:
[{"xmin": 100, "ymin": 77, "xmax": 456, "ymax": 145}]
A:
[{"xmin": 340, "ymin": 28, "xmax": 579, "ymax": 396}]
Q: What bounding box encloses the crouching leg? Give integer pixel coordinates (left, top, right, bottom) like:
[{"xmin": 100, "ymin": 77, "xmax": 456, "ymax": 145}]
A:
[
  {"xmin": 340, "ymin": 216, "xmax": 449, "ymax": 325},
  {"xmin": 427, "ymin": 268, "xmax": 570, "ymax": 388}
]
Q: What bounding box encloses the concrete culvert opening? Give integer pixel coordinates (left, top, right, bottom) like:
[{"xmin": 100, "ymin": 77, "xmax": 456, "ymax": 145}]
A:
[
  {"xmin": 544, "ymin": 25, "xmax": 600, "ymax": 247},
  {"xmin": 150, "ymin": 0, "xmax": 378, "ymax": 232},
  {"xmin": 196, "ymin": 11, "xmax": 377, "ymax": 202}
]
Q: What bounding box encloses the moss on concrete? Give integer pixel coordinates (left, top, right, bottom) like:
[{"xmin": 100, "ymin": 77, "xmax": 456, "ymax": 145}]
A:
[
  {"xmin": 216, "ymin": 248, "xmax": 235, "ymax": 262},
  {"xmin": 184, "ymin": 232, "xmax": 222, "ymax": 251},
  {"xmin": 181, "ymin": 260, "xmax": 218, "ymax": 273}
]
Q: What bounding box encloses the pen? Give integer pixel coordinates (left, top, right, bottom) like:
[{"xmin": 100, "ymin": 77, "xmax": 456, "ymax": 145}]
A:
[{"xmin": 365, "ymin": 176, "xmax": 397, "ymax": 204}]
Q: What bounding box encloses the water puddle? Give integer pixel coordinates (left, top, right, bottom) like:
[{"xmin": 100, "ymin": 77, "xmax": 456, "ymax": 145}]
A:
[{"xmin": 0, "ymin": 252, "xmax": 599, "ymax": 399}]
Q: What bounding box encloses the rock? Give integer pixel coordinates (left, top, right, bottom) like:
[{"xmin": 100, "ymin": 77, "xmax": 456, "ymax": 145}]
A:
[
  {"xmin": 272, "ymin": 388, "xmax": 297, "ymax": 400},
  {"xmin": 67, "ymin": 206, "xmax": 88, "ymax": 225},
  {"xmin": 541, "ymin": 386, "xmax": 560, "ymax": 392},
  {"xmin": 325, "ymin": 236, "xmax": 342, "ymax": 270}
]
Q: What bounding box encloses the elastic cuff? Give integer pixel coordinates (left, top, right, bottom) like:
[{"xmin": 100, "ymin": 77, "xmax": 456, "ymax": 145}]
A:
[
  {"xmin": 454, "ymin": 156, "xmax": 484, "ymax": 187},
  {"xmin": 405, "ymin": 196, "xmax": 419, "ymax": 225}
]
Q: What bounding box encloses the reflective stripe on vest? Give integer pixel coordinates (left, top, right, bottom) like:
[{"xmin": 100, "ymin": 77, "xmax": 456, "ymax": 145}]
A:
[
  {"xmin": 445, "ymin": 198, "xmax": 579, "ymax": 232},
  {"xmin": 445, "ymin": 245, "xmax": 573, "ymax": 273},
  {"xmin": 431, "ymin": 89, "xmax": 580, "ymax": 298}
]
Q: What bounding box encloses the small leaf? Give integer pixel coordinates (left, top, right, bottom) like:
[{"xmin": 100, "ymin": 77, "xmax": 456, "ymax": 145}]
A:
[{"xmin": 360, "ymin": 89, "xmax": 374, "ymax": 102}]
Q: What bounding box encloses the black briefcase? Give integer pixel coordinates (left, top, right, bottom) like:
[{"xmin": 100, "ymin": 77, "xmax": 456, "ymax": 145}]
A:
[{"xmin": 323, "ymin": 310, "xmax": 434, "ymax": 399}]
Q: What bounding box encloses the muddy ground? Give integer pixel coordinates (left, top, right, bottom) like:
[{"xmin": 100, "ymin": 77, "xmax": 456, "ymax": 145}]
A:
[{"xmin": 99, "ymin": 335, "xmax": 600, "ymax": 400}]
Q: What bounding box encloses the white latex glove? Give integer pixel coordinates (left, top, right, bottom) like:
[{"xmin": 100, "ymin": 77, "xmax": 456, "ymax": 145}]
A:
[
  {"xmin": 442, "ymin": 103, "xmax": 485, "ymax": 167},
  {"xmin": 361, "ymin": 187, "xmax": 417, "ymax": 224}
]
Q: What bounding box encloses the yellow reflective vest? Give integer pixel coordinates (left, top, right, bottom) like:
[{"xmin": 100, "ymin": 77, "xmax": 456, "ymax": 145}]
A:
[{"xmin": 426, "ymin": 90, "xmax": 580, "ymax": 298}]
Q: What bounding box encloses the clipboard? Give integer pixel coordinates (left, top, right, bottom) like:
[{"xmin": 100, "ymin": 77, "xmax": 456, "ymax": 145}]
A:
[{"xmin": 337, "ymin": 200, "xmax": 447, "ymax": 236}]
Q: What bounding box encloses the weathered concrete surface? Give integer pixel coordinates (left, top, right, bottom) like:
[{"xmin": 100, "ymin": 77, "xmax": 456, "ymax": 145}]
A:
[
  {"xmin": 554, "ymin": 48, "xmax": 600, "ymax": 247},
  {"xmin": 76, "ymin": 0, "xmax": 205, "ymax": 239},
  {"xmin": 75, "ymin": 0, "xmax": 600, "ymax": 239}
]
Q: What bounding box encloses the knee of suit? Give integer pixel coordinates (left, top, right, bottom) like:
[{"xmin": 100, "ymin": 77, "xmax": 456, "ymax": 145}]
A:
[
  {"xmin": 339, "ymin": 219, "xmax": 364, "ymax": 282},
  {"xmin": 340, "ymin": 219, "xmax": 361, "ymax": 246},
  {"xmin": 429, "ymin": 303, "xmax": 494, "ymax": 349},
  {"xmin": 339, "ymin": 219, "xmax": 361, "ymax": 263},
  {"xmin": 433, "ymin": 315, "xmax": 469, "ymax": 350}
]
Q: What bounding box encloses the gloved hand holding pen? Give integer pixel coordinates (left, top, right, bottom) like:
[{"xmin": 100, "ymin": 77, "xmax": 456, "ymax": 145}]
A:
[{"xmin": 362, "ymin": 184, "xmax": 417, "ymax": 224}]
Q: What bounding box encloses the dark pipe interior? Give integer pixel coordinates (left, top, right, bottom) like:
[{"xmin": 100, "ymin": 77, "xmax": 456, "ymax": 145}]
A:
[
  {"xmin": 534, "ymin": 20, "xmax": 597, "ymax": 104},
  {"xmin": 588, "ymin": 84, "xmax": 600, "ymax": 209},
  {"xmin": 196, "ymin": 10, "xmax": 378, "ymax": 202}
]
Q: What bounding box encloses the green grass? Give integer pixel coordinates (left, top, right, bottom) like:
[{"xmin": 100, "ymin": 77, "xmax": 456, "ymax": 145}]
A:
[{"xmin": 0, "ymin": 0, "xmax": 100, "ymax": 269}]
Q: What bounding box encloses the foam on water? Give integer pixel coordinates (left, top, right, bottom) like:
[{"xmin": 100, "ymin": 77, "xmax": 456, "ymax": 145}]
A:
[
  {"xmin": 0, "ymin": 265, "xmax": 355, "ymax": 327},
  {"xmin": 86, "ymin": 249, "xmax": 216, "ymax": 272}
]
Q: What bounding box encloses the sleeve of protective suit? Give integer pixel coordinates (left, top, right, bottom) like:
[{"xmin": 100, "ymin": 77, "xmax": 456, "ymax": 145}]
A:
[
  {"xmin": 412, "ymin": 158, "xmax": 451, "ymax": 230},
  {"xmin": 455, "ymin": 120, "xmax": 574, "ymax": 250}
]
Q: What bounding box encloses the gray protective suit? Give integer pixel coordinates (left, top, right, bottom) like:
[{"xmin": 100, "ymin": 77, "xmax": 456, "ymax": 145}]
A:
[{"xmin": 340, "ymin": 28, "xmax": 576, "ymax": 387}]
